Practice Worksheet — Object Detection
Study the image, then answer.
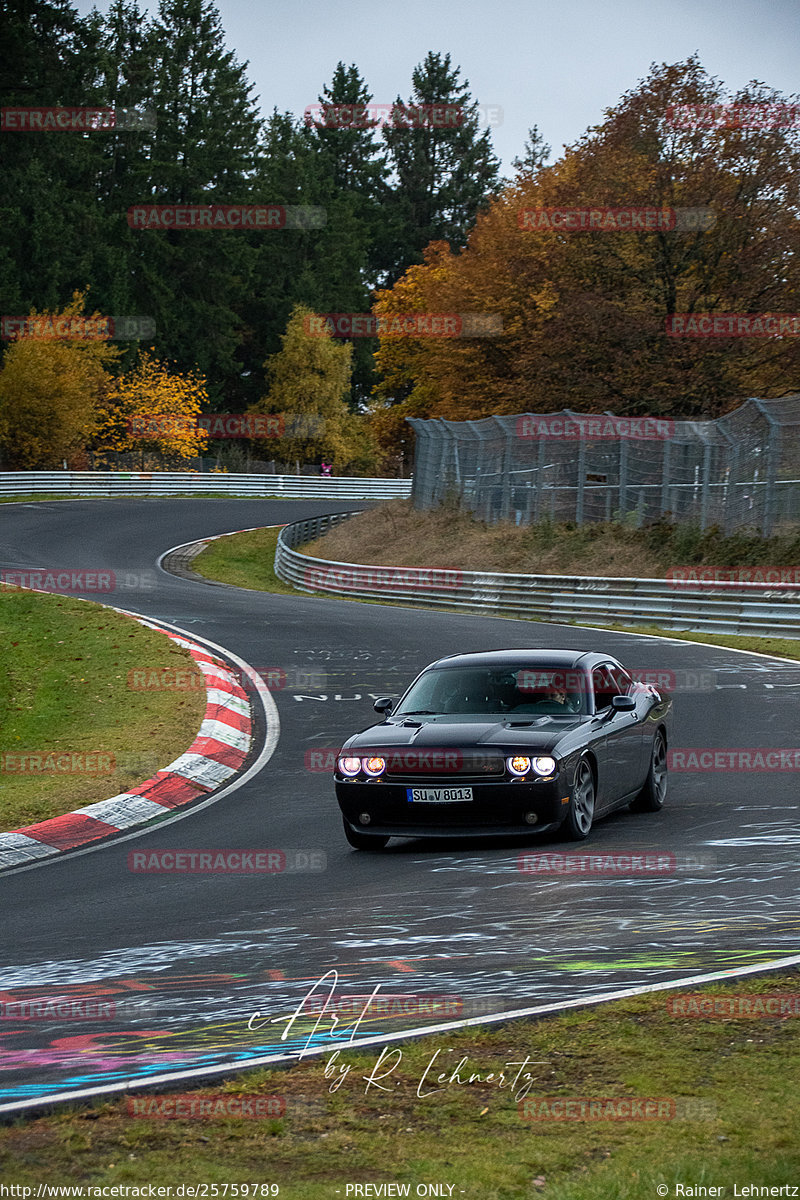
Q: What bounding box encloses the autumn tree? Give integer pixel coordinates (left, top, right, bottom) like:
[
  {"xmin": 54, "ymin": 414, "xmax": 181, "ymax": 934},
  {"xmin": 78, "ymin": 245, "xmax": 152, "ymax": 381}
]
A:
[
  {"xmin": 250, "ymin": 305, "xmax": 376, "ymax": 472},
  {"xmin": 372, "ymin": 56, "xmax": 800, "ymax": 438},
  {"xmin": 0, "ymin": 293, "xmax": 120, "ymax": 468},
  {"xmin": 93, "ymin": 350, "xmax": 209, "ymax": 465}
]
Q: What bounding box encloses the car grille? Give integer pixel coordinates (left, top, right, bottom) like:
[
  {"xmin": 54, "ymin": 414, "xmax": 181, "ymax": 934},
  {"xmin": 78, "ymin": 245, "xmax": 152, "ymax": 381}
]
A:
[{"xmin": 384, "ymin": 751, "xmax": 505, "ymax": 781}]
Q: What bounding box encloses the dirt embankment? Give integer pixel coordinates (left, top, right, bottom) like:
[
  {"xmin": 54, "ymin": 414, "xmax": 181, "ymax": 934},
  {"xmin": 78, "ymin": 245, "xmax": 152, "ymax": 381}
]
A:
[{"xmin": 303, "ymin": 500, "xmax": 800, "ymax": 578}]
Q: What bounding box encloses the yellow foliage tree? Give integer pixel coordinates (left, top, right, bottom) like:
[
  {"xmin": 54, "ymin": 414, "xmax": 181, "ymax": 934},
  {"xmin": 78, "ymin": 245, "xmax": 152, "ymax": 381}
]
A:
[
  {"xmin": 250, "ymin": 305, "xmax": 378, "ymax": 472},
  {"xmin": 0, "ymin": 292, "xmax": 121, "ymax": 468},
  {"xmin": 94, "ymin": 352, "xmax": 210, "ymax": 466}
]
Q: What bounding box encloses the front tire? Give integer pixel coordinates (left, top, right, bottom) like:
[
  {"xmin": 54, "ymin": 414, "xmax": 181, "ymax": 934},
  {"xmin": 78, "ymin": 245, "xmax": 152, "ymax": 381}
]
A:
[
  {"xmin": 562, "ymin": 757, "xmax": 595, "ymax": 841},
  {"xmin": 630, "ymin": 730, "xmax": 667, "ymax": 812},
  {"xmin": 343, "ymin": 819, "xmax": 390, "ymax": 850}
]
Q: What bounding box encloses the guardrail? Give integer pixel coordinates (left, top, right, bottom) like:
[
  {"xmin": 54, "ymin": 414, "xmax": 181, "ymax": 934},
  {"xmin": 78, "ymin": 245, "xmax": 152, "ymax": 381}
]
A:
[
  {"xmin": 275, "ymin": 512, "xmax": 800, "ymax": 639},
  {"xmin": 0, "ymin": 471, "xmax": 411, "ymax": 500}
]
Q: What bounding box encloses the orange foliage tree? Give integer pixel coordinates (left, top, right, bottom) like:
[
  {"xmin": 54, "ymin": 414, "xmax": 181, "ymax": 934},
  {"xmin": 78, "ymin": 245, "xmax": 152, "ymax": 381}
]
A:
[{"xmin": 371, "ymin": 56, "xmax": 800, "ymax": 461}]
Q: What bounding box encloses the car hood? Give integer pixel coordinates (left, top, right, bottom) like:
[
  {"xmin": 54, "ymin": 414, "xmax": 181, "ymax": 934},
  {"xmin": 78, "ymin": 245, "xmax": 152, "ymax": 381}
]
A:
[{"xmin": 344, "ymin": 715, "xmax": 586, "ymax": 754}]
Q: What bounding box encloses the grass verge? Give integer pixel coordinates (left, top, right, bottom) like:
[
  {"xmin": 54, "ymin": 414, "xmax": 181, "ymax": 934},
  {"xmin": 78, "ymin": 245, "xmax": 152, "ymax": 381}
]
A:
[
  {"xmin": 585, "ymin": 624, "xmax": 800, "ymax": 662},
  {"xmin": 1, "ymin": 971, "xmax": 798, "ymax": 1194},
  {"xmin": 191, "ymin": 526, "xmax": 299, "ymax": 595},
  {"xmin": 0, "ymin": 589, "xmax": 206, "ymax": 828}
]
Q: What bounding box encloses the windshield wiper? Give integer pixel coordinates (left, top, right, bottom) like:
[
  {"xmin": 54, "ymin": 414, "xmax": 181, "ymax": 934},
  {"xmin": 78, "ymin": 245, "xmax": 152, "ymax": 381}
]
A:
[{"xmin": 397, "ymin": 709, "xmax": 438, "ymax": 716}]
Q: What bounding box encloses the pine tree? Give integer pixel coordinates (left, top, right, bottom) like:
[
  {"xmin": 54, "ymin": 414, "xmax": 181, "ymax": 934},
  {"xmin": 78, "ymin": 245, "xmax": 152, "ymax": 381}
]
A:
[
  {"xmin": 0, "ymin": 0, "xmax": 99, "ymax": 314},
  {"xmin": 378, "ymin": 51, "xmax": 502, "ymax": 285},
  {"xmin": 128, "ymin": 0, "xmax": 263, "ymax": 404},
  {"xmin": 511, "ymin": 125, "xmax": 551, "ymax": 177}
]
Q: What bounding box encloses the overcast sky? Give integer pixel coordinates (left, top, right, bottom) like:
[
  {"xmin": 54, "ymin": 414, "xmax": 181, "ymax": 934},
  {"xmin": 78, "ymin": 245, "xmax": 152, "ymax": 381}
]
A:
[{"xmin": 75, "ymin": 0, "xmax": 799, "ymax": 171}]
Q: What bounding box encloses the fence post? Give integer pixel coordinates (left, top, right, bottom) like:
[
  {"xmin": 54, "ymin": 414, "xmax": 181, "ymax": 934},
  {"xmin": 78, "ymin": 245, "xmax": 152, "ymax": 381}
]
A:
[
  {"xmin": 533, "ymin": 437, "xmax": 545, "ymax": 522},
  {"xmin": 699, "ymin": 440, "xmax": 712, "ymax": 531},
  {"xmin": 618, "ymin": 439, "xmax": 628, "ymax": 517},
  {"xmin": 576, "ymin": 438, "xmax": 586, "ymax": 524},
  {"xmin": 660, "ymin": 437, "xmax": 672, "ymax": 518},
  {"xmin": 751, "ymin": 398, "xmax": 781, "ymax": 537}
]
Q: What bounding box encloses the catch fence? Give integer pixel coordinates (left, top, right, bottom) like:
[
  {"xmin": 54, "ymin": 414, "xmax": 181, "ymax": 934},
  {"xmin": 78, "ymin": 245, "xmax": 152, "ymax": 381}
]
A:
[{"xmin": 408, "ymin": 397, "xmax": 800, "ymax": 535}]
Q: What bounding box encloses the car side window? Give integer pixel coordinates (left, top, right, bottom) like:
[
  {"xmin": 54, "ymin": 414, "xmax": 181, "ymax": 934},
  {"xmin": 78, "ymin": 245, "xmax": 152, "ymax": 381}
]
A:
[
  {"xmin": 609, "ymin": 665, "xmax": 633, "ymax": 694},
  {"xmin": 593, "ymin": 665, "xmax": 621, "ymax": 711}
]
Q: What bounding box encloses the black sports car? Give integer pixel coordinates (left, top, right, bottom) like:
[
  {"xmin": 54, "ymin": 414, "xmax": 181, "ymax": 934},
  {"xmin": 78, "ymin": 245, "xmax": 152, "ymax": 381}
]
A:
[{"xmin": 334, "ymin": 649, "xmax": 672, "ymax": 849}]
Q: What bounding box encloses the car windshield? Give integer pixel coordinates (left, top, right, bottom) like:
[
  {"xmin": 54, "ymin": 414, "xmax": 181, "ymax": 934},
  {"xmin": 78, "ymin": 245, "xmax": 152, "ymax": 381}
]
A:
[{"xmin": 394, "ymin": 665, "xmax": 588, "ymax": 716}]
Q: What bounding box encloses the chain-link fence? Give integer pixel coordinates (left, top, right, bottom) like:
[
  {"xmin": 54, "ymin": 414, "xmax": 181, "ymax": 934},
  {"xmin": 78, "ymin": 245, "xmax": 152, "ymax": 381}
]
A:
[{"xmin": 408, "ymin": 397, "xmax": 800, "ymax": 535}]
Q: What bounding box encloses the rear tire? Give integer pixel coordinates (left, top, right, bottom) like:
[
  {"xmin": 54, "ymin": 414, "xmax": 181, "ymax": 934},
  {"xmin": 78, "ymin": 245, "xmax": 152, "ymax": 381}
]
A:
[
  {"xmin": 562, "ymin": 757, "xmax": 595, "ymax": 841},
  {"xmin": 630, "ymin": 730, "xmax": 667, "ymax": 812},
  {"xmin": 343, "ymin": 819, "xmax": 390, "ymax": 850}
]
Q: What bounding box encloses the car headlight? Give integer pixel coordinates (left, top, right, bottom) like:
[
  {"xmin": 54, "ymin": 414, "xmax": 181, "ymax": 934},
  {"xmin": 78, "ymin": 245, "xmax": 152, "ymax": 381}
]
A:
[
  {"xmin": 506, "ymin": 755, "xmax": 532, "ymax": 776},
  {"xmin": 532, "ymin": 756, "xmax": 557, "ymax": 776},
  {"xmin": 338, "ymin": 755, "xmax": 362, "ymax": 776},
  {"xmin": 362, "ymin": 756, "xmax": 387, "ymax": 777}
]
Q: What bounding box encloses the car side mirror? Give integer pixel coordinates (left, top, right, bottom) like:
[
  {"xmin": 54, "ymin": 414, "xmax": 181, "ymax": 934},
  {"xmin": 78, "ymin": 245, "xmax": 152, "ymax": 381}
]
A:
[
  {"xmin": 611, "ymin": 695, "xmax": 636, "ymax": 712},
  {"xmin": 373, "ymin": 697, "xmax": 395, "ymax": 716}
]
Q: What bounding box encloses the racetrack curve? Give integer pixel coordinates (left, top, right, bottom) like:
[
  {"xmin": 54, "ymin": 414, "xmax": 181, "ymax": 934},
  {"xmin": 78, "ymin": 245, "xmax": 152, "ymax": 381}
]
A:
[{"xmin": 1, "ymin": 497, "xmax": 799, "ymax": 1114}]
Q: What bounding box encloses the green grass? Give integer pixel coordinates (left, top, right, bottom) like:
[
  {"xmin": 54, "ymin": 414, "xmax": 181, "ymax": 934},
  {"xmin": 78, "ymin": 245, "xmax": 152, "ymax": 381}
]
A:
[
  {"xmin": 0, "ymin": 589, "xmax": 206, "ymax": 828},
  {"xmin": 1, "ymin": 972, "xmax": 798, "ymax": 1194},
  {"xmin": 586, "ymin": 624, "xmax": 800, "ymax": 661},
  {"xmin": 191, "ymin": 526, "xmax": 301, "ymax": 595}
]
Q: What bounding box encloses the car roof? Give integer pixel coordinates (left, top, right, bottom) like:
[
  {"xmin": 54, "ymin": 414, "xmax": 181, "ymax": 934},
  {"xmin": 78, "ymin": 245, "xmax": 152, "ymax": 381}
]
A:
[{"xmin": 426, "ymin": 649, "xmax": 615, "ymax": 671}]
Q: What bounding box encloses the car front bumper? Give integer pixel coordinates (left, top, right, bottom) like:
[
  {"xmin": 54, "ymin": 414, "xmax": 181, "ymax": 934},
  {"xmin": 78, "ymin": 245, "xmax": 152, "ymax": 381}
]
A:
[{"xmin": 335, "ymin": 776, "xmax": 568, "ymax": 838}]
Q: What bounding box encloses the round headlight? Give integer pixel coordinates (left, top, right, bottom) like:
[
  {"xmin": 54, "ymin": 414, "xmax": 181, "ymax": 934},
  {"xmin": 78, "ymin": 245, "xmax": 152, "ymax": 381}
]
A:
[
  {"xmin": 338, "ymin": 756, "xmax": 362, "ymax": 776},
  {"xmin": 532, "ymin": 756, "xmax": 557, "ymax": 776},
  {"xmin": 363, "ymin": 756, "xmax": 387, "ymax": 777},
  {"xmin": 507, "ymin": 755, "xmax": 532, "ymax": 776}
]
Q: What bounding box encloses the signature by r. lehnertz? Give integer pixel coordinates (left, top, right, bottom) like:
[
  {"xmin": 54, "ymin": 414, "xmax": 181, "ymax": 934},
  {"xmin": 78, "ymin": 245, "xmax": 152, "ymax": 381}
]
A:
[{"xmin": 247, "ymin": 969, "xmax": 547, "ymax": 1098}]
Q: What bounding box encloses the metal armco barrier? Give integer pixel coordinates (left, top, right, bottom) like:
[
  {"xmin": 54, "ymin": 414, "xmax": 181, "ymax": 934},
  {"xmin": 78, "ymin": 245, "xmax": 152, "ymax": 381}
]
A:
[
  {"xmin": 275, "ymin": 513, "xmax": 800, "ymax": 639},
  {"xmin": 0, "ymin": 471, "xmax": 411, "ymax": 500}
]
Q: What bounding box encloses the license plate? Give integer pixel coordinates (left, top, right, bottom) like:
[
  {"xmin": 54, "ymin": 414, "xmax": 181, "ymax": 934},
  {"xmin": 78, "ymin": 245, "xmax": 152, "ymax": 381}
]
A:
[{"xmin": 406, "ymin": 786, "xmax": 473, "ymax": 804}]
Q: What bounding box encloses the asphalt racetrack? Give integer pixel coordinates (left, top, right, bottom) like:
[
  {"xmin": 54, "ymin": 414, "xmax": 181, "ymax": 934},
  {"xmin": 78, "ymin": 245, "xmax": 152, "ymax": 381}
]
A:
[{"xmin": 1, "ymin": 498, "xmax": 799, "ymax": 1113}]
